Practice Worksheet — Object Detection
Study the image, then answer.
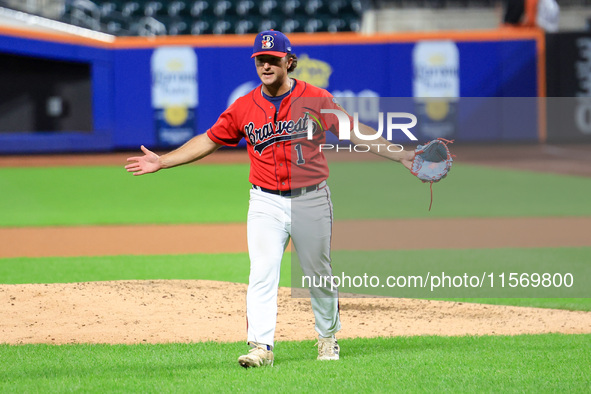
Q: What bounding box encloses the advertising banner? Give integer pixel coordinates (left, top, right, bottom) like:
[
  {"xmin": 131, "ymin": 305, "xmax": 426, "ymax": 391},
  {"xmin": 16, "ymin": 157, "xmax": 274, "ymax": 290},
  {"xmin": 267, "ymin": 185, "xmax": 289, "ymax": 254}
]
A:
[
  {"xmin": 546, "ymin": 32, "xmax": 591, "ymax": 142},
  {"xmin": 151, "ymin": 46, "xmax": 198, "ymax": 147},
  {"xmin": 412, "ymin": 41, "xmax": 459, "ymax": 140}
]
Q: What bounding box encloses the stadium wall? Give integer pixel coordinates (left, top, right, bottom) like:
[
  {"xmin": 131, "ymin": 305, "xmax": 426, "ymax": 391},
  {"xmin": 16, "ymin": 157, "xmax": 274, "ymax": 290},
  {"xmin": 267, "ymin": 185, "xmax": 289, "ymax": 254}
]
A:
[{"xmin": 0, "ymin": 27, "xmax": 543, "ymax": 154}]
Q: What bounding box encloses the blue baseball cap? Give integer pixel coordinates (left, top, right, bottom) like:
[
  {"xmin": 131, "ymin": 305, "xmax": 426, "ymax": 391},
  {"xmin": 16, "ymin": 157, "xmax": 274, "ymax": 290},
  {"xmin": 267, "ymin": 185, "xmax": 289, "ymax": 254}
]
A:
[{"xmin": 251, "ymin": 30, "xmax": 292, "ymax": 58}]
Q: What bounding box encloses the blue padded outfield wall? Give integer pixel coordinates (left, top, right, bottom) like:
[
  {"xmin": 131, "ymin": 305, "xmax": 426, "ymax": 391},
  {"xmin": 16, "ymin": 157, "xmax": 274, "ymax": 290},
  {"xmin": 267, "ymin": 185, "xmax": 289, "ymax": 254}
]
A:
[
  {"xmin": 0, "ymin": 30, "xmax": 540, "ymax": 154},
  {"xmin": 0, "ymin": 33, "xmax": 113, "ymax": 153}
]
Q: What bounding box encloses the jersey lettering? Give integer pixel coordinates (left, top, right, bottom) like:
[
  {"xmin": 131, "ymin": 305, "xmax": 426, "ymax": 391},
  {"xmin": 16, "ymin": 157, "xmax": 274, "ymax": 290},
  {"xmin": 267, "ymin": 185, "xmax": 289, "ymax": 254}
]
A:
[{"xmin": 245, "ymin": 113, "xmax": 311, "ymax": 155}]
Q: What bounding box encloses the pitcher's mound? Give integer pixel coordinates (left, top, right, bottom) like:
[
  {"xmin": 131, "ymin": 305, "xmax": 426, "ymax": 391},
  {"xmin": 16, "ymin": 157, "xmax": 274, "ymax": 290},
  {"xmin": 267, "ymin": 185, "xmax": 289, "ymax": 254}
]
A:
[{"xmin": 1, "ymin": 280, "xmax": 590, "ymax": 345}]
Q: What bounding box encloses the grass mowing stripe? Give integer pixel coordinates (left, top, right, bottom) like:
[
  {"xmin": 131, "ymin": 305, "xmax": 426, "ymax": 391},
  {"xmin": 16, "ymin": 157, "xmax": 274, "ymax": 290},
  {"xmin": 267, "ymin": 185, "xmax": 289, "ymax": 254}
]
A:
[
  {"xmin": 329, "ymin": 162, "xmax": 591, "ymax": 219},
  {"xmin": 434, "ymin": 297, "xmax": 591, "ymax": 311},
  {"xmin": 0, "ymin": 253, "xmax": 270, "ymax": 286},
  {"xmin": 1, "ymin": 335, "xmax": 589, "ymax": 392},
  {"xmin": 327, "ymin": 247, "xmax": 591, "ymax": 310},
  {"xmin": 1, "ymin": 248, "xmax": 589, "ymax": 311},
  {"xmin": 1, "ymin": 163, "xmax": 591, "ymax": 227},
  {"xmin": 0, "ymin": 253, "xmax": 291, "ymax": 288},
  {"xmin": 0, "ymin": 164, "xmax": 250, "ymax": 227}
]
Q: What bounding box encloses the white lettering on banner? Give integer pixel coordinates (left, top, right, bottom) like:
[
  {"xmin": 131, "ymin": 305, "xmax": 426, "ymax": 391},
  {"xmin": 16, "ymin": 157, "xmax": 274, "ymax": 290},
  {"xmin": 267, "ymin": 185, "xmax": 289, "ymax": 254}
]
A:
[
  {"xmin": 576, "ymin": 38, "xmax": 591, "ymax": 97},
  {"xmin": 307, "ymin": 110, "xmax": 418, "ymax": 141},
  {"xmin": 151, "ymin": 47, "xmax": 198, "ymax": 108},
  {"xmin": 575, "ymin": 39, "xmax": 591, "ymax": 135},
  {"xmin": 412, "ymin": 41, "xmax": 459, "ymax": 99},
  {"xmin": 575, "ymin": 98, "xmax": 591, "ymax": 135}
]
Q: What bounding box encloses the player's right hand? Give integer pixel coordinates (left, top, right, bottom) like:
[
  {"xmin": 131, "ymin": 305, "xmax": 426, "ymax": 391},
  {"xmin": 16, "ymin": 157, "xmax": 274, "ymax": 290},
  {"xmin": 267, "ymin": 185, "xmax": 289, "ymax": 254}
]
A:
[{"xmin": 125, "ymin": 145, "xmax": 161, "ymax": 175}]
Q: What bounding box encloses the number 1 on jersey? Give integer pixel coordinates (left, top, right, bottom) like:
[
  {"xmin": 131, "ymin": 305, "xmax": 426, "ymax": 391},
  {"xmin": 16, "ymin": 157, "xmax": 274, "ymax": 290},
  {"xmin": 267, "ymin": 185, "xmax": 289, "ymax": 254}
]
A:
[{"xmin": 294, "ymin": 143, "xmax": 305, "ymax": 165}]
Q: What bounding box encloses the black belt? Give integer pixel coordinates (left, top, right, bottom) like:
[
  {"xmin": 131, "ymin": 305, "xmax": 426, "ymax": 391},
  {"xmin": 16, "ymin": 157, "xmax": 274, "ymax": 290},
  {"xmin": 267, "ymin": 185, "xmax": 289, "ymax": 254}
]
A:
[{"xmin": 252, "ymin": 183, "xmax": 322, "ymax": 197}]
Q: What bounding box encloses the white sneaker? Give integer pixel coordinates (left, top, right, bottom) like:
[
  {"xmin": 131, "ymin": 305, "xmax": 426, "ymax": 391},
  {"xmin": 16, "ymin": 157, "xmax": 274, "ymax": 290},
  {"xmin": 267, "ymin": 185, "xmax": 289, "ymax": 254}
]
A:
[
  {"xmin": 238, "ymin": 344, "xmax": 274, "ymax": 368},
  {"xmin": 316, "ymin": 336, "xmax": 340, "ymax": 360}
]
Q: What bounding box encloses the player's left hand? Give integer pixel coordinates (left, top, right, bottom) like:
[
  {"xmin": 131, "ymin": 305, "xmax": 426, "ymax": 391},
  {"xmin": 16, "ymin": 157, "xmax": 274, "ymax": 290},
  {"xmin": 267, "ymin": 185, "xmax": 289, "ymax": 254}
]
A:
[
  {"xmin": 400, "ymin": 150, "xmax": 415, "ymax": 171},
  {"xmin": 410, "ymin": 139, "xmax": 454, "ymax": 183}
]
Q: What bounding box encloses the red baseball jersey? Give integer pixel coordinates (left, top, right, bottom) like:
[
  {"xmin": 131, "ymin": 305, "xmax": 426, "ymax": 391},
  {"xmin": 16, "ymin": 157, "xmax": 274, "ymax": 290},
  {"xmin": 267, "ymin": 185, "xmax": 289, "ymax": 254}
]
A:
[{"xmin": 207, "ymin": 79, "xmax": 349, "ymax": 190}]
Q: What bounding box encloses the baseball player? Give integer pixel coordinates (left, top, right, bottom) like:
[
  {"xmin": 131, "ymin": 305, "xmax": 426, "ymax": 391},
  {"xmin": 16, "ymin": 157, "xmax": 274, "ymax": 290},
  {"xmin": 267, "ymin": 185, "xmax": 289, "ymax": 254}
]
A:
[{"xmin": 125, "ymin": 30, "xmax": 415, "ymax": 368}]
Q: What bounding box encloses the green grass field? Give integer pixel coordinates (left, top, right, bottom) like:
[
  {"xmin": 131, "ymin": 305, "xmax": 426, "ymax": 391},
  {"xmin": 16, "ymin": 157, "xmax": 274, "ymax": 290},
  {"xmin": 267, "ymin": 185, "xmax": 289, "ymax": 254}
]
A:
[
  {"xmin": 1, "ymin": 335, "xmax": 590, "ymax": 392},
  {"xmin": 1, "ymin": 162, "xmax": 590, "ymax": 226},
  {"xmin": 1, "ymin": 161, "xmax": 590, "ymax": 392}
]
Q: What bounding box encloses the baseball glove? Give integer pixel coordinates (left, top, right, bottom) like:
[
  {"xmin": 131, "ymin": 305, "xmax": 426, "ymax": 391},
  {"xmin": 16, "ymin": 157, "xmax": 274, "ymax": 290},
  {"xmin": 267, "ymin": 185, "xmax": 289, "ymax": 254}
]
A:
[{"xmin": 410, "ymin": 138, "xmax": 454, "ymax": 210}]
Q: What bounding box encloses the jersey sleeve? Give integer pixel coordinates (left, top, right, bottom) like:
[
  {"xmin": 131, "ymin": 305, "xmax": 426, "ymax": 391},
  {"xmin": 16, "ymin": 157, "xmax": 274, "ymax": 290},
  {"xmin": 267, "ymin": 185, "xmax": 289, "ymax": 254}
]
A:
[
  {"xmin": 206, "ymin": 102, "xmax": 244, "ymax": 146},
  {"xmin": 319, "ymin": 91, "xmax": 354, "ymax": 138}
]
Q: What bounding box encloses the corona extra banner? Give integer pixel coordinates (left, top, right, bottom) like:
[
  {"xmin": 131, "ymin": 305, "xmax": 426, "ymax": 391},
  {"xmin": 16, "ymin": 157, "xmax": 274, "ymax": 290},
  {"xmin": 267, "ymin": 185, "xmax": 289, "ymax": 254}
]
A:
[{"xmin": 151, "ymin": 46, "xmax": 198, "ymax": 147}]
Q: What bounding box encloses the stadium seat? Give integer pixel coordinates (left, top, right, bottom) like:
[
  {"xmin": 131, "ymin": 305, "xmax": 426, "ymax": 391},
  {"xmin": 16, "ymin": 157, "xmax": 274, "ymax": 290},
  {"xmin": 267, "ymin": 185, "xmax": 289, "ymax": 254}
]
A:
[
  {"xmin": 304, "ymin": 0, "xmax": 331, "ymax": 15},
  {"xmin": 167, "ymin": 0, "xmax": 186, "ymax": 17},
  {"xmin": 282, "ymin": 0, "xmax": 306, "ymax": 17},
  {"xmin": 144, "ymin": 1, "xmax": 168, "ymax": 17},
  {"xmin": 281, "ymin": 17, "xmax": 304, "ymax": 33},
  {"xmin": 258, "ymin": 18, "xmax": 279, "ymax": 31},
  {"xmin": 121, "ymin": 1, "xmax": 142, "ymax": 17},
  {"xmin": 129, "ymin": 15, "xmax": 167, "ymax": 35},
  {"xmin": 69, "ymin": 0, "xmax": 102, "ymax": 30},
  {"xmin": 190, "ymin": 0, "xmax": 211, "ymax": 18},
  {"xmin": 233, "ymin": 18, "xmax": 258, "ymax": 34},
  {"xmin": 212, "ymin": 18, "xmax": 233, "ymax": 34},
  {"xmin": 167, "ymin": 17, "xmax": 192, "ymax": 34},
  {"xmin": 344, "ymin": 15, "xmax": 361, "ymax": 31},
  {"xmin": 61, "ymin": 0, "xmax": 365, "ymax": 35},
  {"xmin": 212, "ymin": 0, "xmax": 233, "ymax": 17},
  {"xmin": 98, "ymin": 1, "xmax": 118, "ymax": 17},
  {"xmin": 325, "ymin": 16, "xmax": 347, "ymax": 32},
  {"xmin": 191, "ymin": 16, "xmax": 215, "ymax": 34},
  {"xmin": 235, "ymin": 0, "xmax": 256, "ymax": 16},
  {"xmin": 101, "ymin": 12, "xmax": 131, "ymax": 34},
  {"xmin": 258, "ymin": 0, "xmax": 279, "ymax": 17},
  {"xmin": 104, "ymin": 20, "xmax": 124, "ymax": 34},
  {"xmin": 336, "ymin": 0, "xmax": 364, "ymax": 15},
  {"xmin": 326, "ymin": 0, "xmax": 345, "ymax": 15},
  {"xmin": 303, "ymin": 17, "xmax": 324, "ymax": 32}
]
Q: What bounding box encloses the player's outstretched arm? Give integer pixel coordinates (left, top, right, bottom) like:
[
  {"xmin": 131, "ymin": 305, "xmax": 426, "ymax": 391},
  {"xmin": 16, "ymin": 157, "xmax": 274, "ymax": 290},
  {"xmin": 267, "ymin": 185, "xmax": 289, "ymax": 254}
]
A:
[
  {"xmin": 125, "ymin": 133, "xmax": 221, "ymax": 176},
  {"xmin": 348, "ymin": 122, "xmax": 415, "ymax": 171}
]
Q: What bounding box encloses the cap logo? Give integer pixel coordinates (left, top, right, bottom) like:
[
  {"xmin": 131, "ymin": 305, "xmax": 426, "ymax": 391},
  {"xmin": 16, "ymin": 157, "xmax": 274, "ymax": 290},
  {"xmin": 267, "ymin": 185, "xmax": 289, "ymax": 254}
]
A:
[{"xmin": 261, "ymin": 35, "xmax": 274, "ymax": 49}]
